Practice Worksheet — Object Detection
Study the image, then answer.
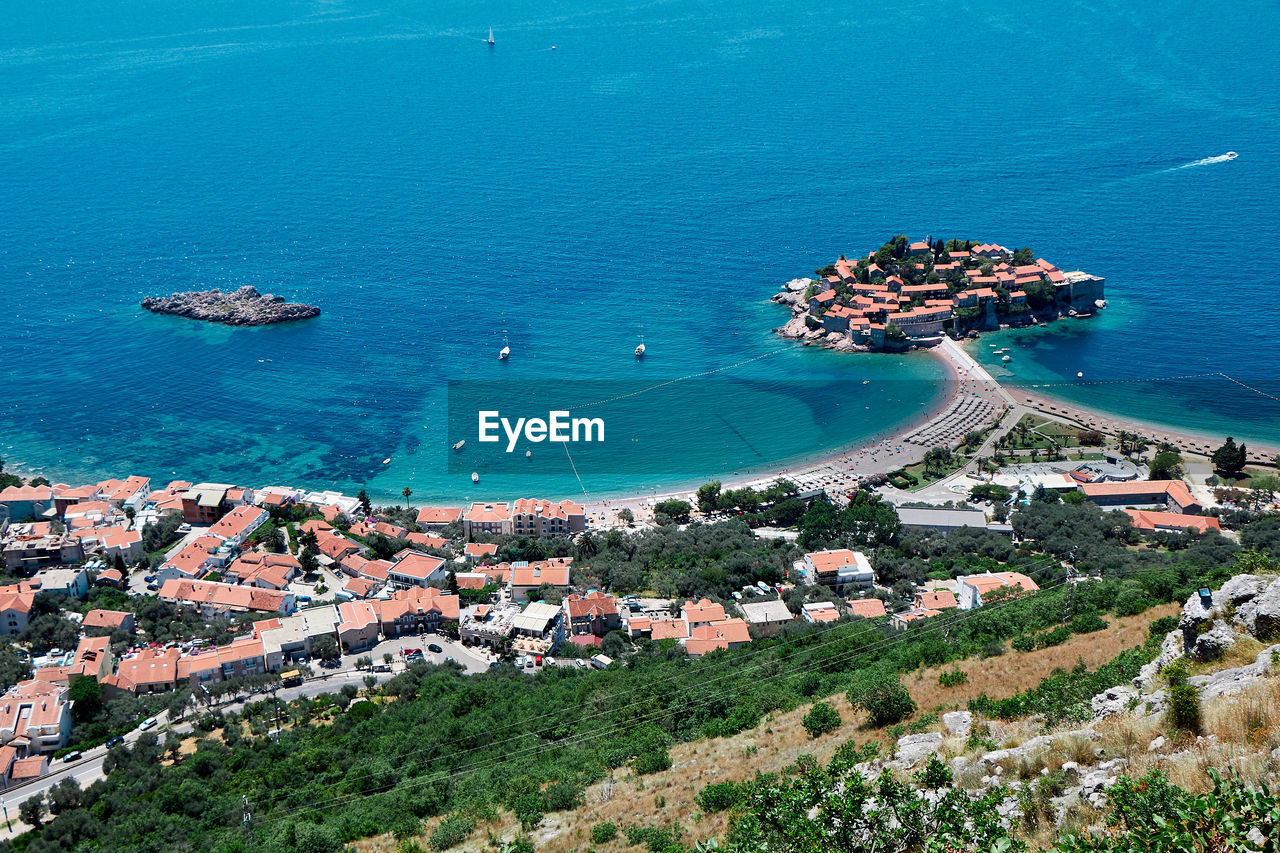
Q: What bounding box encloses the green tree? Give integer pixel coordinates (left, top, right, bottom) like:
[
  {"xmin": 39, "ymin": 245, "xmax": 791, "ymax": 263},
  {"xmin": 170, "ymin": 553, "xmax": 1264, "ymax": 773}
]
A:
[
  {"xmin": 510, "ymin": 793, "xmax": 544, "ymax": 831},
  {"xmin": 357, "ymin": 489, "xmax": 372, "ymax": 515},
  {"xmin": 402, "ymin": 486, "xmax": 413, "ymax": 506},
  {"xmin": 696, "ymin": 482, "xmax": 722, "ymax": 515},
  {"xmin": 67, "ymin": 675, "xmax": 102, "ymax": 723},
  {"xmin": 1148, "ymin": 450, "xmax": 1184, "ymax": 480},
  {"xmin": 313, "ymin": 634, "xmax": 340, "ymax": 662},
  {"xmin": 654, "ymin": 499, "xmax": 692, "ymax": 523},
  {"xmin": 19, "ymin": 793, "xmax": 46, "ymax": 828},
  {"xmin": 617, "ymin": 508, "xmax": 634, "ymax": 525},
  {"xmin": 801, "ymin": 700, "xmax": 841, "ymax": 738},
  {"xmin": 1211, "ymin": 437, "xmax": 1247, "ymax": 475},
  {"xmin": 847, "ymin": 670, "xmax": 916, "ymax": 727}
]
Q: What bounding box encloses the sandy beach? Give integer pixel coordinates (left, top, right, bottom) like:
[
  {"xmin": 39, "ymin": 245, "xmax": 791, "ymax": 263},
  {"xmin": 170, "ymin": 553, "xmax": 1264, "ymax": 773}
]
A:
[{"xmin": 579, "ymin": 339, "xmax": 1014, "ymax": 524}]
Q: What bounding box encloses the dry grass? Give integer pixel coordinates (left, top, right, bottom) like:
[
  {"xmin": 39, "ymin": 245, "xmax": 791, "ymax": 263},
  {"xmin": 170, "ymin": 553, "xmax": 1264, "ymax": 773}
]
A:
[
  {"xmin": 352, "ymin": 604, "xmax": 1179, "ymax": 853},
  {"xmin": 905, "ymin": 603, "xmax": 1179, "ymax": 713}
]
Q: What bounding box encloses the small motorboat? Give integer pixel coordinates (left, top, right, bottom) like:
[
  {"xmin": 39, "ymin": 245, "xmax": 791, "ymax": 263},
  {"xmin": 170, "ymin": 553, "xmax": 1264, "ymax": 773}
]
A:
[
  {"xmin": 635, "ymin": 342, "xmax": 645, "ymax": 357},
  {"xmin": 382, "ymin": 457, "xmax": 391, "ymax": 465},
  {"xmin": 487, "ymin": 27, "xmax": 495, "ymax": 46},
  {"xmin": 1225, "ymin": 151, "xmax": 1238, "ymax": 159},
  {"xmin": 452, "ymin": 440, "xmax": 465, "ymax": 451},
  {"xmin": 525, "ymin": 450, "xmax": 532, "ymax": 458},
  {"xmin": 1001, "ymin": 355, "xmax": 1012, "ymax": 363},
  {"xmin": 471, "ymin": 472, "xmax": 479, "ymax": 483},
  {"xmin": 498, "ymin": 345, "xmax": 509, "ymax": 360}
]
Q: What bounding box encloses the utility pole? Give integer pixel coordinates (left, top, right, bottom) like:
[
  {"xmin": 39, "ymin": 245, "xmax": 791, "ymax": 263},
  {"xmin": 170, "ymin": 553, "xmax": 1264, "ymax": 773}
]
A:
[
  {"xmin": 242, "ymin": 795, "xmax": 252, "ymax": 844},
  {"xmin": 2, "ymin": 797, "xmax": 9, "ymax": 831},
  {"xmin": 1063, "ymin": 547, "xmax": 1079, "ymax": 625}
]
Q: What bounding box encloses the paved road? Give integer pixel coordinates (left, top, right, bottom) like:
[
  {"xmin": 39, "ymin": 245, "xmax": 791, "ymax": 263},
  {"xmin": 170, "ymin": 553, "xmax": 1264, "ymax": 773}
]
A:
[{"xmin": 0, "ymin": 633, "xmax": 491, "ymax": 838}]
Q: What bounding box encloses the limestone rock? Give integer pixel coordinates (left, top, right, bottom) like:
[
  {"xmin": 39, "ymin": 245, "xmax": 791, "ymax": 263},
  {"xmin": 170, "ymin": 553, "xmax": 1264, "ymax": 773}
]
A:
[
  {"xmin": 894, "ymin": 732, "xmax": 943, "ymax": 767},
  {"xmin": 1191, "ymin": 619, "xmax": 1236, "ymax": 662},
  {"xmin": 1214, "ymin": 574, "xmax": 1266, "ymax": 607},
  {"xmin": 1091, "ymin": 685, "xmax": 1137, "ymax": 721},
  {"xmin": 942, "ymin": 710, "xmax": 973, "ymax": 738},
  {"xmin": 1147, "ymin": 736, "xmax": 1166, "ymax": 752},
  {"xmin": 1249, "ymin": 579, "xmax": 1280, "ymax": 640},
  {"xmin": 141, "ymin": 286, "xmax": 320, "ymax": 326},
  {"xmin": 1134, "ymin": 630, "xmax": 1184, "ymax": 689}
]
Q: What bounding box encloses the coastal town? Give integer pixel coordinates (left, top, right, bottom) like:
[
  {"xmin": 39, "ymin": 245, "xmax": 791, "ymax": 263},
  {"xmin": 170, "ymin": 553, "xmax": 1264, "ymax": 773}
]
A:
[
  {"xmin": 1, "ymin": 366, "xmax": 1275, "ymax": 817},
  {"xmin": 773, "ymin": 236, "xmax": 1106, "ymax": 351}
]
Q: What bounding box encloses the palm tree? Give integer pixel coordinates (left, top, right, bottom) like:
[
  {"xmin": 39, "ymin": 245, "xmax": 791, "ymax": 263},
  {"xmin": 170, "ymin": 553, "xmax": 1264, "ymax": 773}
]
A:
[{"xmin": 402, "ymin": 486, "xmax": 412, "ymax": 506}]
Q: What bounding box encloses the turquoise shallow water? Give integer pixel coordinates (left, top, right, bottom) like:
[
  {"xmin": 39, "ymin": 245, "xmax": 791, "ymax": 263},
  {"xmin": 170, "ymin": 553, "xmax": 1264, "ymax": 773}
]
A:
[{"xmin": 1, "ymin": 0, "xmax": 1278, "ymax": 501}]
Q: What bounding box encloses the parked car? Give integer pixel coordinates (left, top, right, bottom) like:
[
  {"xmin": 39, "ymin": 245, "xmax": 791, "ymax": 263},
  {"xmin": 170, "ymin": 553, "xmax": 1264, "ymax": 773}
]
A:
[
  {"xmin": 574, "ymin": 659, "xmax": 588, "ymax": 669},
  {"xmin": 372, "ymin": 663, "xmax": 391, "ymax": 672},
  {"xmin": 62, "ymin": 751, "xmax": 82, "ymax": 763},
  {"xmin": 544, "ymin": 656, "xmax": 557, "ymax": 667},
  {"xmin": 178, "ymin": 523, "xmax": 191, "ymax": 532},
  {"xmin": 143, "ymin": 575, "xmax": 156, "ymax": 583},
  {"xmin": 523, "ymin": 657, "xmax": 535, "ymax": 668},
  {"xmin": 515, "ymin": 655, "xmax": 526, "ymax": 667},
  {"xmin": 139, "ymin": 717, "xmax": 158, "ymax": 730},
  {"xmin": 427, "ymin": 643, "xmax": 443, "ymax": 654},
  {"xmin": 146, "ymin": 583, "xmax": 158, "ymax": 591},
  {"xmin": 105, "ymin": 736, "xmax": 124, "ymax": 748}
]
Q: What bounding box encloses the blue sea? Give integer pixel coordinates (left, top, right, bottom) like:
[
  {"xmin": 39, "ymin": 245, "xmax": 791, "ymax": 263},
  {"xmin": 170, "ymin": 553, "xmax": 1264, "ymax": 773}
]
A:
[{"xmin": 2, "ymin": 0, "xmax": 1278, "ymax": 502}]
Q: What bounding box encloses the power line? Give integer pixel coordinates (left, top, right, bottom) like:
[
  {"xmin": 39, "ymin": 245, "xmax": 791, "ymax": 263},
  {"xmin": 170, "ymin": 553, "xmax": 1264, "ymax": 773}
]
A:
[{"xmin": 251, "ymin": 554, "xmax": 1092, "ymax": 828}]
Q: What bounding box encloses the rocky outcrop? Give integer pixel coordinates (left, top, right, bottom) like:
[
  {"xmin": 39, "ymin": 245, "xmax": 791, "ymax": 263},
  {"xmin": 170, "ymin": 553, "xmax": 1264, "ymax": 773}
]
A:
[{"xmin": 141, "ymin": 286, "xmax": 320, "ymax": 326}]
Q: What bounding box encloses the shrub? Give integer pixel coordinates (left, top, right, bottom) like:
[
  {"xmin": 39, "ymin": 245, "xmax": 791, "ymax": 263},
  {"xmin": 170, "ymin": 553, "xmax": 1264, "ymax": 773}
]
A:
[
  {"xmin": 1070, "ymin": 612, "xmax": 1109, "ymax": 635},
  {"xmin": 847, "ymin": 671, "xmax": 916, "ymax": 727},
  {"xmin": 938, "ymin": 669, "xmax": 968, "ymax": 687},
  {"xmin": 802, "ymin": 701, "xmax": 841, "ymax": 738},
  {"xmin": 696, "ymin": 781, "xmax": 743, "ymax": 812},
  {"xmin": 1166, "ymin": 663, "xmax": 1201, "ymax": 734},
  {"xmin": 1011, "ymin": 634, "xmax": 1036, "ymax": 653},
  {"xmin": 540, "ymin": 780, "xmax": 582, "ymax": 812},
  {"xmin": 1036, "ymin": 625, "xmax": 1072, "ymax": 648},
  {"xmin": 590, "ymin": 822, "xmax": 618, "ymax": 844},
  {"xmin": 428, "ymin": 814, "xmax": 475, "ymax": 851},
  {"xmin": 1149, "ymin": 615, "xmax": 1179, "ymax": 638},
  {"xmin": 631, "ymin": 747, "xmax": 671, "ymax": 775}
]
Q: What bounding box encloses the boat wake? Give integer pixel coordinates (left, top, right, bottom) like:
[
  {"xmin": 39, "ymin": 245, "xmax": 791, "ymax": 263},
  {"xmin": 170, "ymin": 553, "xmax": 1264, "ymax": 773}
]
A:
[{"xmin": 1167, "ymin": 151, "xmax": 1238, "ymax": 171}]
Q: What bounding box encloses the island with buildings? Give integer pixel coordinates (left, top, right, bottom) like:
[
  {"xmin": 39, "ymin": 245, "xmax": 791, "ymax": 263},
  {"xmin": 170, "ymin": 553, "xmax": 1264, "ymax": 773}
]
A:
[
  {"xmin": 773, "ymin": 236, "xmax": 1105, "ymax": 351},
  {"xmin": 141, "ymin": 285, "xmax": 320, "ymax": 326}
]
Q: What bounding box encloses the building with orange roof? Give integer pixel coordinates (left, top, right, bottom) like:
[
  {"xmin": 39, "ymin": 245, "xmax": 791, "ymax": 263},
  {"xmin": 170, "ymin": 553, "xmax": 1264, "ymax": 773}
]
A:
[
  {"xmin": 464, "ymin": 542, "xmax": 498, "ymax": 561},
  {"xmin": 315, "ymin": 531, "xmax": 362, "ymax": 562},
  {"xmin": 0, "ymin": 585, "xmax": 36, "ymax": 635},
  {"xmin": 1079, "ymin": 480, "xmax": 1201, "ymax": 514},
  {"xmin": 158, "ymin": 578, "xmax": 294, "ymax": 618},
  {"xmin": 801, "ymin": 602, "xmax": 840, "ymax": 624},
  {"xmin": 684, "ymin": 619, "xmax": 751, "ymax": 657},
  {"xmin": 509, "ymin": 559, "xmax": 572, "ymax": 602},
  {"xmin": 156, "ymin": 539, "xmax": 218, "ymax": 584},
  {"xmin": 913, "ymin": 589, "xmax": 958, "ymax": 611},
  {"xmin": 336, "ymin": 600, "xmax": 382, "ymax": 652},
  {"xmin": 207, "ymin": 505, "xmax": 267, "ymax": 548},
  {"xmin": 957, "ymin": 572, "xmax": 1039, "ymax": 610},
  {"xmin": 225, "ymin": 551, "xmax": 300, "ymax": 590},
  {"xmin": 891, "ymin": 608, "xmax": 942, "ymax": 630},
  {"xmin": 1123, "ymin": 509, "xmax": 1221, "ymax": 535},
  {"xmin": 649, "ymin": 619, "xmax": 690, "ymax": 641},
  {"xmin": 177, "ymin": 638, "xmax": 267, "ymax": 686},
  {"xmin": 83, "ymin": 608, "xmax": 135, "ymax": 635},
  {"xmin": 343, "ymin": 576, "xmax": 379, "ymax": 598},
  {"xmin": 0, "ymin": 485, "xmax": 55, "ymax": 523},
  {"xmin": 416, "ymin": 506, "xmax": 462, "ymax": 528},
  {"xmin": 454, "ymin": 572, "xmax": 490, "ymax": 591},
  {"xmin": 406, "ymin": 532, "xmax": 448, "ymax": 549},
  {"xmin": 0, "ymin": 680, "xmax": 72, "ymax": 755},
  {"xmin": 802, "ymin": 549, "xmax": 875, "ymax": 592},
  {"xmin": 462, "ymin": 502, "xmax": 512, "ymax": 537},
  {"xmin": 511, "ymin": 498, "xmax": 586, "ymax": 536},
  {"xmin": 180, "ymin": 483, "xmax": 254, "ymax": 526},
  {"xmin": 379, "ymin": 587, "xmax": 460, "ymax": 637},
  {"xmin": 564, "ymin": 592, "xmax": 620, "ymax": 637},
  {"xmin": 102, "ymin": 647, "xmax": 182, "ymax": 697},
  {"xmin": 387, "ymin": 551, "xmax": 447, "ymax": 589},
  {"xmin": 299, "ymin": 519, "xmax": 333, "ymax": 536},
  {"xmin": 680, "ymin": 598, "xmax": 726, "ymax": 628},
  {"xmin": 847, "ymin": 598, "xmax": 888, "ymax": 619}
]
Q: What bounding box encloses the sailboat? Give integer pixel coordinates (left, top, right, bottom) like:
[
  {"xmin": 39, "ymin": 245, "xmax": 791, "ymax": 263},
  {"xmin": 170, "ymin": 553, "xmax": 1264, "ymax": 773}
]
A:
[
  {"xmin": 634, "ymin": 325, "xmax": 646, "ymax": 358},
  {"xmin": 498, "ymin": 329, "xmax": 510, "ymax": 360},
  {"xmin": 487, "ymin": 27, "xmax": 495, "ymax": 46}
]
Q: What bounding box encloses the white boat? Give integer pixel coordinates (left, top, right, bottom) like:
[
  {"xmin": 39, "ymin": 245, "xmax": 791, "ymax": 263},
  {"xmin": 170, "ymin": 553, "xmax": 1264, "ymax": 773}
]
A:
[
  {"xmin": 487, "ymin": 27, "xmax": 495, "ymax": 46},
  {"xmin": 452, "ymin": 440, "xmax": 465, "ymax": 451},
  {"xmin": 471, "ymin": 472, "xmax": 479, "ymax": 483},
  {"xmin": 1002, "ymin": 355, "xmax": 1012, "ymax": 363},
  {"xmin": 1225, "ymin": 151, "xmax": 1238, "ymax": 159},
  {"xmin": 382, "ymin": 457, "xmax": 391, "ymax": 465},
  {"xmin": 498, "ymin": 346, "xmax": 509, "ymax": 360},
  {"xmin": 635, "ymin": 325, "xmax": 645, "ymax": 357},
  {"xmin": 525, "ymin": 450, "xmax": 532, "ymax": 458}
]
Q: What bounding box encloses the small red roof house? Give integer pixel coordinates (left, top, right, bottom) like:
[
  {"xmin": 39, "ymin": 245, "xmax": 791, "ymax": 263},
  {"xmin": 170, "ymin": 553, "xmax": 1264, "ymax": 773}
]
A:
[
  {"xmin": 847, "ymin": 598, "xmax": 888, "ymax": 619},
  {"xmin": 684, "ymin": 619, "xmax": 751, "ymax": 657},
  {"xmin": 913, "ymin": 590, "xmax": 959, "ymax": 611},
  {"xmin": 892, "ymin": 608, "xmax": 942, "ymax": 629},
  {"xmin": 1123, "ymin": 509, "xmax": 1221, "ymax": 535},
  {"xmin": 464, "ymin": 542, "xmax": 498, "ymax": 560},
  {"xmin": 83, "ymin": 609, "xmax": 135, "ymax": 633},
  {"xmin": 802, "ymin": 602, "xmax": 840, "ymax": 623},
  {"xmin": 406, "ymin": 532, "xmax": 448, "ymax": 549},
  {"xmin": 416, "ymin": 506, "xmax": 463, "ymax": 527}
]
